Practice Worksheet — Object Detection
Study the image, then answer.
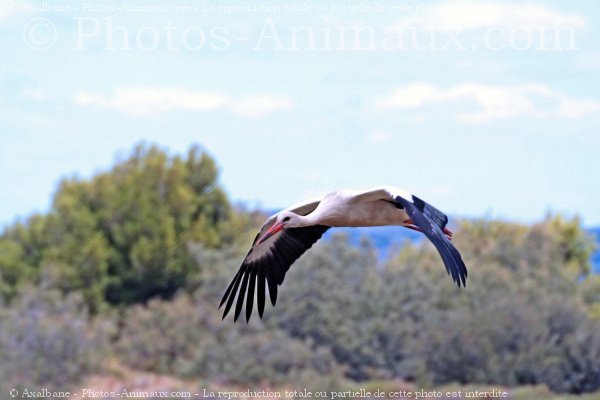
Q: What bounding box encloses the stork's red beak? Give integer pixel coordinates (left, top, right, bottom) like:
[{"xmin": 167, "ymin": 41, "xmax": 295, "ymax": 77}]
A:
[{"xmin": 257, "ymin": 222, "xmax": 284, "ymax": 244}]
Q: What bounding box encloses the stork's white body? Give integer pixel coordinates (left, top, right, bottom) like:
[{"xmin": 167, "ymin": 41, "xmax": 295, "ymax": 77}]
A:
[{"xmin": 306, "ymin": 188, "xmax": 410, "ymax": 227}]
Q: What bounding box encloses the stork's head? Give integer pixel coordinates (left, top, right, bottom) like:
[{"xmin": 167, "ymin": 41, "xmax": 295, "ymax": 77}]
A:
[
  {"xmin": 275, "ymin": 211, "xmax": 303, "ymax": 228},
  {"xmin": 257, "ymin": 212, "xmax": 301, "ymax": 244}
]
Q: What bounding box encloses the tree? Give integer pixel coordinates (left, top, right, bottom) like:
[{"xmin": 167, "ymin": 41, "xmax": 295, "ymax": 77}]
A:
[{"xmin": 0, "ymin": 143, "xmax": 234, "ymax": 311}]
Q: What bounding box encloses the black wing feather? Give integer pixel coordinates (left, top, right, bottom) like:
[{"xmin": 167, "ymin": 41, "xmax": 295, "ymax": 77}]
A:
[
  {"xmin": 221, "ymin": 269, "xmax": 244, "ymax": 319},
  {"xmin": 219, "ymin": 268, "xmax": 241, "ymax": 309},
  {"xmin": 267, "ymin": 266, "xmax": 278, "ymax": 306},
  {"xmin": 397, "ymin": 196, "xmax": 467, "ymax": 287},
  {"xmin": 246, "ymin": 270, "xmax": 256, "ymax": 322},
  {"xmin": 257, "ymin": 261, "xmax": 266, "ymax": 318},
  {"xmin": 220, "ymin": 225, "xmax": 329, "ymax": 322},
  {"xmin": 234, "ymin": 269, "xmax": 250, "ymax": 322},
  {"xmin": 412, "ymin": 195, "xmax": 449, "ymax": 229}
]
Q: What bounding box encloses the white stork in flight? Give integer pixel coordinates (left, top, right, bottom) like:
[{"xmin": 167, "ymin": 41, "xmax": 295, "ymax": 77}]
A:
[{"xmin": 220, "ymin": 187, "xmax": 467, "ymax": 322}]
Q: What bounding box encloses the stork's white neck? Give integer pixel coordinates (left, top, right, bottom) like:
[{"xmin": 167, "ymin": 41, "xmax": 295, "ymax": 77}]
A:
[{"xmin": 293, "ymin": 212, "xmax": 321, "ymax": 227}]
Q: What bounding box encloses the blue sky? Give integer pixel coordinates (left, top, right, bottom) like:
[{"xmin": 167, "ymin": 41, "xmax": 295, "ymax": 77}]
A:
[{"xmin": 1, "ymin": 0, "xmax": 599, "ymax": 228}]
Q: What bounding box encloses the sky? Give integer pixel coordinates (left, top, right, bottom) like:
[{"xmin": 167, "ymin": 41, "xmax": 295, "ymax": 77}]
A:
[{"xmin": 1, "ymin": 0, "xmax": 599, "ymax": 228}]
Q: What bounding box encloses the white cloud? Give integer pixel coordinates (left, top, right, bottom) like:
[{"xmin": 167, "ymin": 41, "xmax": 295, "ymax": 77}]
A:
[
  {"xmin": 230, "ymin": 95, "xmax": 292, "ymax": 118},
  {"xmin": 557, "ymin": 95, "xmax": 600, "ymax": 119},
  {"xmin": 388, "ymin": 1, "xmax": 585, "ymax": 32},
  {"xmin": 367, "ymin": 131, "xmax": 392, "ymax": 143},
  {"xmin": 0, "ymin": 3, "xmax": 15, "ymax": 23},
  {"xmin": 74, "ymin": 87, "xmax": 292, "ymax": 118},
  {"xmin": 74, "ymin": 88, "xmax": 226, "ymax": 117},
  {"xmin": 375, "ymin": 82, "xmax": 600, "ymax": 123},
  {"xmin": 0, "ymin": 1, "xmax": 25, "ymax": 24}
]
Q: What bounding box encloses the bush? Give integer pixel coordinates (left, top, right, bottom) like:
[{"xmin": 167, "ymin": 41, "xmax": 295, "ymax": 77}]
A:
[
  {"xmin": 0, "ymin": 284, "xmax": 113, "ymax": 393},
  {"xmin": 116, "ymin": 292, "xmax": 346, "ymax": 388},
  {"xmin": 264, "ymin": 222, "xmax": 600, "ymax": 393}
]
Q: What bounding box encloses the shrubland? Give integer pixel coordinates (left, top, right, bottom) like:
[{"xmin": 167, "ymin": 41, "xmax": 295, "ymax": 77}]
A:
[{"xmin": 0, "ymin": 144, "xmax": 598, "ymax": 395}]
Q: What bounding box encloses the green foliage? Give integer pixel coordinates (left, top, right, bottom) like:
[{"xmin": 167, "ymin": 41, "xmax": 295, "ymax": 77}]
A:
[
  {"xmin": 0, "ymin": 143, "xmax": 234, "ymax": 310},
  {"xmin": 0, "ymin": 215, "xmax": 48, "ymax": 299},
  {"xmin": 455, "ymin": 216, "xmax": 595, "ymax": 289}
]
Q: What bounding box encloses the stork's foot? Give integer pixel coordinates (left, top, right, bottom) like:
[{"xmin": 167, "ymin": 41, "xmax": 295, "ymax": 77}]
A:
[
  {"xmin": 443, "ymin": 227, "xmax": 453, "ymax": 241},
  {"xmin": 403, "ymin": 218, "xmax": 453, "ymax": 241}
]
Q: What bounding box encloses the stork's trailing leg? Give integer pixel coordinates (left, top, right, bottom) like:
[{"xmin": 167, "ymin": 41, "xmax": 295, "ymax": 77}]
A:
[{"xmin": 403, "ymin": 218, "xmax": 453, "ymax": 241}]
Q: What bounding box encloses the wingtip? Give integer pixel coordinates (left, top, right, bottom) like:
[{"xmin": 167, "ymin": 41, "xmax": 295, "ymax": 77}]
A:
[
  {"xmin": 245, "ymin": 304, "xmax": 253, "ymax": 323},
  {"xmin": 455, "ymin": 274, "xmax": 467, "ymax": 288},
  {"xmin": 218, "ymin": 293, "xmax": 228, "ymax": 309}
]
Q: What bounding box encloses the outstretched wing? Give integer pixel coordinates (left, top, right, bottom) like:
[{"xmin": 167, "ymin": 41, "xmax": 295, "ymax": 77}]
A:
[
  {"xmin": 219, "ymin": 198, "xmax": 328, "ymax": 322},
  {"xmin": 396, "ymin": 195, "xmax": 467, "ymax": 287},
  {"xmin": 353, "ymin": 187, "xmax": 467, "ymax": 287}
]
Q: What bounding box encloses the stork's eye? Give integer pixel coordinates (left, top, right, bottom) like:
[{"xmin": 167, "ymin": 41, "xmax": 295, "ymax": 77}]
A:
[{"xmin": 282, "ymin": 216, "xmax": 290, "ymax": 222}]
